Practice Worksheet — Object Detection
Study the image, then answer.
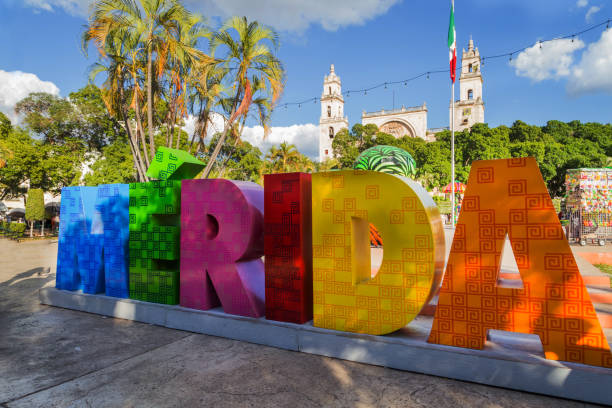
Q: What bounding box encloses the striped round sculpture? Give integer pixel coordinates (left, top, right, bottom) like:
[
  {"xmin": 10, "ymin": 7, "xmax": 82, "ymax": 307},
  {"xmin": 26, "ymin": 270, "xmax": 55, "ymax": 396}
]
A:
[
  {"xmin": 353, "ymin": 145, "xmax": 416, "ymax": 178},
  {"xmin": 353, "ymin": 145, "xmax": 417, "ymax": 247}
]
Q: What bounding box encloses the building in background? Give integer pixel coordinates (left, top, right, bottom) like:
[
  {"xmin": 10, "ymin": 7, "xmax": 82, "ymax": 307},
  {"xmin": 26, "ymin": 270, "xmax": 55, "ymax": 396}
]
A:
[
  {"xmin": 450, "ymin": 37, "xmax": 485, "ymax": 131},
  {"xmin": 318, "ymin": 64, "xmax": 349, "ymax": 161},
  {"xmin": 319, "ymin": 39, "xmax": 485, "ymax": 162}
]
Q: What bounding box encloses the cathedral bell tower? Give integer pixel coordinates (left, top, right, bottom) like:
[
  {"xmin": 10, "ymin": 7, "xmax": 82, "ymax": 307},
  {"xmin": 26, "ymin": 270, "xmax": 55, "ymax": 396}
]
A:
[
  {"xmin": 451, "ymin": 37, "xmax": 485, "ymax": 131},
  {"xmin": 319, "ymin": 64, "xmax": 348, "ymax": 162}
]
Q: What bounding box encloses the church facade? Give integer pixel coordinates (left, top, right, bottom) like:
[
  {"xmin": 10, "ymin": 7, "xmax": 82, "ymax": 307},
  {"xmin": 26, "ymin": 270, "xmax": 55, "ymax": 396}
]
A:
[{"xmin": 319, "ymin": 39, "xmax": 485, "ymax": 162}]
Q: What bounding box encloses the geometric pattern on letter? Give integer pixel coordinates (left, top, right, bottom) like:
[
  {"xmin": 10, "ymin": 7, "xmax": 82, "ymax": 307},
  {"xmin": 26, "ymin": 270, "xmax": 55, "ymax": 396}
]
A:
[
  {"xmin": 264, "ymin": 173, "xmax": 313, "ymax": 324},
  {"xmin": 97, "ymin": 183, "xmax": 130, "ymax": 298},
  {"xmin": 128, "ymin": 180, "xmax": 181, "ymax": 304},
  {"xmin": 312, "ymin": 170, "xmax": 445, "ymax": 335},
  {"xmin": 180, "ymin": 179, "xmax": 265, "ymax": 317},
  {"xmin": 428, "ymin": 158, "xmax": 612, "ymax": 368},
  {"xmin": 56, "ymin": 186, "xmax": 104, "ymax": 294}
]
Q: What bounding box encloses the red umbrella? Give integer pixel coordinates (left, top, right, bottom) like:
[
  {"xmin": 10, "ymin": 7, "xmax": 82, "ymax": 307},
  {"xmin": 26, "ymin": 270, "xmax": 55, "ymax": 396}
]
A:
[{"xmin": 443, "ymin": 181, "xmax": 466, "ymax": 194}]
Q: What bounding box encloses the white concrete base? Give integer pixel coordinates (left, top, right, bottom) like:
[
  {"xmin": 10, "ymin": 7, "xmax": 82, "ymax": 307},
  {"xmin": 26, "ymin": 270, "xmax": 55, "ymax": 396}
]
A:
[{"xmin": 40, "ymin": 287, "xmax": 612, "ymax": 405}]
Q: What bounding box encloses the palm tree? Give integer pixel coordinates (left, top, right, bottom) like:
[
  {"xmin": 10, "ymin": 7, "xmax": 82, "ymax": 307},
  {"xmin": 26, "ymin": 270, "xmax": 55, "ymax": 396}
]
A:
[
  {"xmin": 295, "ymin": 153, "xmax": 314, "ymax": 173},
  {"xmin": 87, "ymin": 35, "xmax": 149, "ymax": 181},
  {"xmin": 315, "ymin": 158, "xmax": 339, "ymax": 172},
  {"xmin": 84, "ymin": 0, "xmax": 212, "ymax": 163},
  {"xmin": 187, "ymin": 63, "xmax": 227, "ymax": 156},
  {"xmin": 163, "ymin": 13, "xmax": 211, "ymax": 149},
  {"xmin": 265, "ymin": 142, "xmax": 300, "ymax": 173},
  {"xmin": 201, "ymin": 16, "xmax": 285, "ymax": 178}
]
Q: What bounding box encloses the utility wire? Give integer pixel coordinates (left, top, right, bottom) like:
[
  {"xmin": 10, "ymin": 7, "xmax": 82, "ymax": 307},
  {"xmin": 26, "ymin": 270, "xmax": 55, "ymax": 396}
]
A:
[{"xmin": 278, "ymin": 17, "xmax": 611, "ymax": 109}]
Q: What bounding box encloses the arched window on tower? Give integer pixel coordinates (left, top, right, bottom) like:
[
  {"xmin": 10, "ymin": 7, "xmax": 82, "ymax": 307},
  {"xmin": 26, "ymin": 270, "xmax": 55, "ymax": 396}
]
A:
[
  {"xmin": 468, "ymin": 63, "xmax": 473, "ymax": 73},
  {"xmin": 329, "ymin": 127, "xmax": 334, "ymax": 139},
  {"xmin": 327, "ymin": 105, "xmax": 331, "ymax": 118},
  {"xmin": 468, "ymin": 89, "xmax": 473, "ymax": 100},
  {"xmin": 328, "ymin": 86, "xmax": 332, "ymax": 95}
]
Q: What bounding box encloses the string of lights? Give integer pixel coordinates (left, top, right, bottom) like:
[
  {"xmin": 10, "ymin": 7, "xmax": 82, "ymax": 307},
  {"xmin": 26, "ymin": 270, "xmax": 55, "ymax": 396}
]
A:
[{"xmin": 279, "ymin": 17, "xmax": 611, "ymax": 109}]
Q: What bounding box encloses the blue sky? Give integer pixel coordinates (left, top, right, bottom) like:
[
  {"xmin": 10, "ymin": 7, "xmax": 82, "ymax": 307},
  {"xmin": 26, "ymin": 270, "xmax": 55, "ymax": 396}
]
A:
[{"xmin": 1, "ymin": 0, "xmax": 611, "ymax": 157}]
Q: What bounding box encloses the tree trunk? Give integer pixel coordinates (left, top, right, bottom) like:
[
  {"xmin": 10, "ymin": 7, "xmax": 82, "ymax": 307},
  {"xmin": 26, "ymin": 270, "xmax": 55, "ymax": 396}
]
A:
[
  {"xmin": 201, "ymin": 89, "xmax": 240, "ymax": 179},
  {"xmin": 166, "ymin": 110, "xmax": 173, "ymax": 148},
  {"xmin": 200, "ymin": 127, "xmax": 229, "ymax": 179},
  {"xmin": 146, "ymin": 43, "xmax": 156, "ymax": 159},
  {"xmin": 29, "ymin": 221, "xmax": 33, "ymax": 238},
  {"xmin": 134, "ymin": 96, "xmax": 150, "ymax": 167},
  {"xmin": 126, "ymin": 123, "xmax": 146, "ymax": 181},
  {"xmin": 41, "ymin": 218, "xmax": 44, "ymax": 237},
  {"xmin": 122, "ymin": 97, "xmax": 147, "ymax": 182}
]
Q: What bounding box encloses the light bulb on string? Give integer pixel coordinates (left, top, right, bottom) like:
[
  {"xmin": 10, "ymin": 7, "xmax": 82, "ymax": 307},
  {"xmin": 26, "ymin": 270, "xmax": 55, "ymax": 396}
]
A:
[
  {"xmin": 539, "ymin": 40, "xmax": 543, "ymax": 49},
  {"xmin": 384, "ymin": 82, "xmax": 387, "ymax": 89},
  {"xmin": 364, "ymin": 90, "xmax": 367, "ymax": 96},
  {"xmin": 404, "ymin": 81, "xmax": 407, "ymax": 86},
  {"xmin": 427, "ymin": 72, "xmax": 430, "ymax": 80}
]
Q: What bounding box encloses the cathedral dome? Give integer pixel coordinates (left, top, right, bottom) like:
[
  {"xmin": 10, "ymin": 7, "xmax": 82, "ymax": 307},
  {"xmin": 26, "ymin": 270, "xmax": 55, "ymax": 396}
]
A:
[{"xmin": 353, "ymin": 145, "xmax": 416, "ymax": 178}]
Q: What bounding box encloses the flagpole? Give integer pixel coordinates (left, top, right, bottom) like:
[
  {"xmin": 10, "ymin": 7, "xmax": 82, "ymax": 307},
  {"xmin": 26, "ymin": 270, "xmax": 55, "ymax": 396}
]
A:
[
  {"xmin": 450, "ymin": 0, "xmax": 456, "ymax": 228},
  {"xmin": 451, "ymin": 81, "xmax": 455, "ymax": 227}
]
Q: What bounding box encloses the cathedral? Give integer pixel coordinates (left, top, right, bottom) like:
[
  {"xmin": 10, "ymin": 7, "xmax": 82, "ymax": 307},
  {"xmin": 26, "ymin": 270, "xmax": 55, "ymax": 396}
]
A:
[{"xmin": 319, "ymin": 38, "xmax": 485, "ymax": 162}]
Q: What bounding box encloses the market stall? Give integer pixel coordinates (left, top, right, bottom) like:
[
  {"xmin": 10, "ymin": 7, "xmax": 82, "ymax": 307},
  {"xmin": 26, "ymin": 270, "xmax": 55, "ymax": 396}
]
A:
[{"xmin": 564, "ymin": 168, "xmax": 612, "ymax": 246}]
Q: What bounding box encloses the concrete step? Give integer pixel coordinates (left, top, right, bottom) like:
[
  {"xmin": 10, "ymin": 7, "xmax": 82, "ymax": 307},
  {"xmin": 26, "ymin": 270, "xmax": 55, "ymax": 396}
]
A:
[
  {"xmin": 595, "ymin": 302, "xmax": 612, "ymax": 329},
  {"xmin": 588, "ymin": 286, "xmax": 612, "ymax": 304}
]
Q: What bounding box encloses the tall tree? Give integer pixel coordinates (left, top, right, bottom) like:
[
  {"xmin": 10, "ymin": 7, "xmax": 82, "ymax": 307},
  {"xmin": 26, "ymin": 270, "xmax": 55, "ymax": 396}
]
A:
[
  {"xmin": 201, "ymin": 16, "xmax": 285, "ymax": 178},
  {"xmin": 265, "ymin": 142, "xmax": 300, "ymax": 173},
  {"xmin": 84, "ymin": 0, "xmax": 212, "ymax": 177}
]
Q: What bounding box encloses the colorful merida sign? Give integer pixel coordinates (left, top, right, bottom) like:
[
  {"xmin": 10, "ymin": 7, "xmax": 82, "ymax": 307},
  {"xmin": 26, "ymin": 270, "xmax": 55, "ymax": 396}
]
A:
[{"xmin": 56, "ymin": 147, "xmax": 612, "ymax": 369}]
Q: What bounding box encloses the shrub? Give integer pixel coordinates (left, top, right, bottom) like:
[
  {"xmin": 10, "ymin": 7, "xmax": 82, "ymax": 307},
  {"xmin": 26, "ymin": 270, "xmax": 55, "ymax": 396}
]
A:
[
  {"xmin": 25, "ymin": 189, "xmax": 45, "ymax": 222},
  {"xmin": 25, "ymin": 188, "xmax": 45, "ymax": 237}
]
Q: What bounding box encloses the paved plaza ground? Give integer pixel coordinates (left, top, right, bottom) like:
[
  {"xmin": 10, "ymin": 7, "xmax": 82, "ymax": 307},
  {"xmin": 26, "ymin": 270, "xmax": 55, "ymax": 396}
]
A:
[{"xmin": 0, "ymin": 238, "xmax": 606, "ymax": 407}]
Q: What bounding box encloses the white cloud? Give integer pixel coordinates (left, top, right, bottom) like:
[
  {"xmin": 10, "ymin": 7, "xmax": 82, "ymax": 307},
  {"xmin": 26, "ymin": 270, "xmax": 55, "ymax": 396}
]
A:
[
  {"xmin": 0, "ymin": 70, "xmax": 60, "ymax": 123},
  {"xmin": 585, "ymin": 5, "xmax": 600, "ymax": 21},
  {"xmin": 22, "ymin": 0, "xmax": 90, "ymax": 15},
  {"xmin": 183, "ymin": 114, "xmax": 319, "ymax": 159},
  {"xmin": 577, "ymin": 0, "xmax": 588, "ymax": 7},
  {"xmin": 186, "ymin": 0, "xmax": 400, "ymax": 32},
  {"xmin": 241, "ymin": 123, "xmax": 320, "ymax": 159},
  {"xmin": 567, "ymin": 28, "xmax": 612, "ymax": 95},
  {"xmin": 182, "ymin": 112, "xmax": 226, "ymax": 140},
  {"xmin": 21, "ymin": 0, "xmax": 400, "ymax": 32},
  {"xmin": 510, "ymin": 38, "xmax": 585, "ymax": 82}
]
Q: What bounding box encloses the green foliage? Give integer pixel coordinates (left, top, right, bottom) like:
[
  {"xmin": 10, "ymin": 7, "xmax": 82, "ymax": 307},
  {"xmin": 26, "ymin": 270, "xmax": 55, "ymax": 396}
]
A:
[
  {"xmin": 0, "ymin": 127, "xmax": 83, "ymax": 199},
  {"xmin": 9, "ymin": 222, "xmax": 26, "ymax": 237},
  {"xmin": 68, "ymin": 84, "xmax": 126, "ymax": 150},
  {"xmin": 204, "ymin": 132, "xmax": 265, "ymax": 183},
  {"xmin": 0, "ymin": 112, "xmax": 11, "ymax": 138},
  {"xmin": 83, "ymin": 138, "xmax": 136, "ymax": 186},
  {"xmin": 25, "ymin": 188, "xmax": 45, "ymax": 221},
  {"xmin": 330, "ymin": 120, "xmax": 610, "ymax": 197},
  {"xmin": 14, "ymin": 88, "xmax": 125, "ymax": 151}
]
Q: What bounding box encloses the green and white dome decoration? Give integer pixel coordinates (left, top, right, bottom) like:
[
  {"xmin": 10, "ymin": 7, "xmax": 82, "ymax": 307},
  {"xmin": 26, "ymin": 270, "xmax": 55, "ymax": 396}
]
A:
[{"xmin": 353, "ymin": 145, "xmax": 416, "ymax": 177}]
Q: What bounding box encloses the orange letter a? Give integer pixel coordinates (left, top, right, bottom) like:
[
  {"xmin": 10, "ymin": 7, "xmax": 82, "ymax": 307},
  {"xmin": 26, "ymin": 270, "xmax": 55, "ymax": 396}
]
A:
[{"xmin": 428, "ymin": 158, "xmax": 612, "ymax": 368}]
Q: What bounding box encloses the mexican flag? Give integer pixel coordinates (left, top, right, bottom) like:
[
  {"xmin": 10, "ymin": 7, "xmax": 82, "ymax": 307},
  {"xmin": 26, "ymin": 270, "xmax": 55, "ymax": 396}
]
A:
[{"xmin": 448, "ymin": 0, "xmax": 456, "ymax": 83}]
